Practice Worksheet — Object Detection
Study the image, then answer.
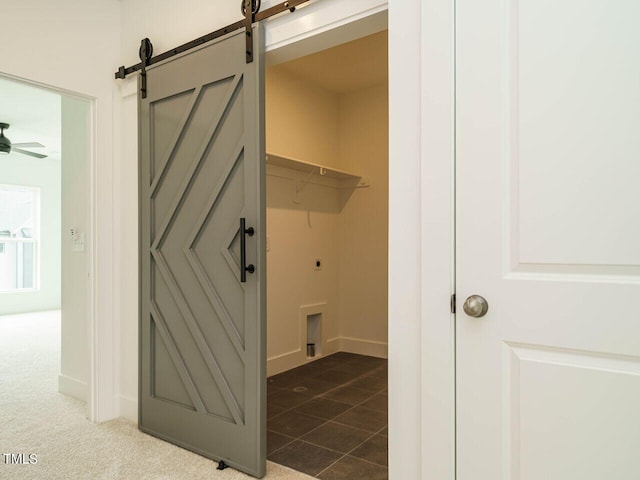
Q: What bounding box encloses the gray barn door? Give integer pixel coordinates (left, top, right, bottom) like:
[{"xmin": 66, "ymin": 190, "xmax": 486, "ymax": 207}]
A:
[{"xmin": 138, "ymin": 26, "xmax": 266, "ymax": 478}]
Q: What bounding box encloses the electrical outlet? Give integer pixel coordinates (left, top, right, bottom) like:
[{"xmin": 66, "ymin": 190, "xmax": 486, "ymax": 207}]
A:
[{"xmin": 314, "ymin": 258, "xmax": 322, "ymax": 271}]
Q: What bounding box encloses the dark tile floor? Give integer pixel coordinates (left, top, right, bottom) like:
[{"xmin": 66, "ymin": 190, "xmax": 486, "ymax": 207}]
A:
[{"xmin": 267, "ymin": 352, "xmax": 388, "ymax": 479}]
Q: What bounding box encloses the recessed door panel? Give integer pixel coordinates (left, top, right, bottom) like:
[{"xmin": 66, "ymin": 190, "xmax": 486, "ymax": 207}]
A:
[
  {"xmin": 457, "ymin": 1, "xmax": 640, "ymax": 478},
  {"xmin": 139, "ymin": 26, "xmax": 266, "ymax": 477}
]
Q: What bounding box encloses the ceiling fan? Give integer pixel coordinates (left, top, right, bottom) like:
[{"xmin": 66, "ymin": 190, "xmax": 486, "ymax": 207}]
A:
[{"xmin": 0, "ymin": 122, "xmax": 47, "ymax": 159}]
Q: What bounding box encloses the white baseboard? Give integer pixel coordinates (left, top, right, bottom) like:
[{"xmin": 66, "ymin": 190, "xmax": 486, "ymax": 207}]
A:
[
  {"xmin": 267, "ymin": 337, "xmax": 386, "ymax": 376},
  {"xmin": 266, "ymin": 337, "xmax": 342, "ymax": 376},
  {"xmin": 339, "ymin": 337, "xmax": 388, "ymax": 358},
  {"xmin": 267, "ymin": 349, "xmax": 303, "ymax": 376},
  {"xmin": 58, "ymin": 374, "xmax": 88, "ymax": 402},
  {"xmin": 324, "ymin": 337, "xmax": 340, "ymax": 357},
  {"xmin": 119, "ymin": 394, "xmax": 137, "ymax": 422}
]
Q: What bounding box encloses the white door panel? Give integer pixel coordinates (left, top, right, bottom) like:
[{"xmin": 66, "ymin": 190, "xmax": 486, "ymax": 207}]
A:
[
  {"xmin": 512, "ymin": 0, "xmax": 640, "ymax": 270},
  {"xmin": 457, "ymin": 0, "xmax": 640, "ymax": 478}
]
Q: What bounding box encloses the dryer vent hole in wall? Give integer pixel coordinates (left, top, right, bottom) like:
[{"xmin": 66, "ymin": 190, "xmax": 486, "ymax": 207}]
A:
[
  {"xmin": 306, "ymin": 313, "xmax": 322, "ymax": 357},
  {"xmin": 314, "ymin": 258, "xmax": 322, "ymax": 271}
]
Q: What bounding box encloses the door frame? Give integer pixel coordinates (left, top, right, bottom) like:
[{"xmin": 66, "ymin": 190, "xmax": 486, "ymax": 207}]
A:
[
  {"xmin": 264, "ymin": 1, "xmax": 456, "ymax": 478},
  {"xmin": 117, "ymin": 0, "xmax": 456, "ymax": 477},
  {"xmin": 388, "ymin": 1, "xmax": 455, "ymax": 478},
  {"xmin": 0, "ymin": 72, "xmax": 101, "ymax": 422}
]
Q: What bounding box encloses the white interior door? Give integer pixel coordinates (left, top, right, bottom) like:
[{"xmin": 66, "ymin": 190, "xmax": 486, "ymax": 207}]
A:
[{"xmin": 456, "ymin": 1, "xmax": 640, "ymax": 478}]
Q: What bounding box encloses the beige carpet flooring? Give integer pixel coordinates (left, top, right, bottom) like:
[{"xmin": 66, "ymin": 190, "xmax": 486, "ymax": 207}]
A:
[{"xmin": 0, "ymin": 311, "xmax": 312, "ymax": 480}]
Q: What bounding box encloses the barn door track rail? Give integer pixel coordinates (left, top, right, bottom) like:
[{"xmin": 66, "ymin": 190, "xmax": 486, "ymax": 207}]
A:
[{"xmin": 114, "ymin": 0, "xmax": 309, "ymax": 98}]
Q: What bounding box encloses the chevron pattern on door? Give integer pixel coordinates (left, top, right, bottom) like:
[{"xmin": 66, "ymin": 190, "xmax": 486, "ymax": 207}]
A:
[
  {"xmin": 149, "ymin": 74, "xmax": 246, "ymax": 423},
  {"xmin": 139, "ymin": 26, "xmax": 265, "ymax": 477}
]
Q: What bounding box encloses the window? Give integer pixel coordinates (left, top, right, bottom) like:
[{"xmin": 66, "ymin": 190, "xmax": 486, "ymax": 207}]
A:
[{"xmin": 0, "ymin": 185, "xmax": 40, "ymax": 292}]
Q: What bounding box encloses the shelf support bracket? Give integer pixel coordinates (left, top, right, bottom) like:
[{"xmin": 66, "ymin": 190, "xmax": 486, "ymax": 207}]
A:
[{"xmin": 294, "ymin": 169, "xmax": 316, "ymax": 203}]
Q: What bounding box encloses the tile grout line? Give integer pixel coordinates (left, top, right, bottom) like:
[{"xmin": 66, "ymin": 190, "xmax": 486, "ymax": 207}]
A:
[
  {"xmin": 267, "ymin": 393, "xmax": 385, "ymax": 458},
  {"xmin": 314, "ymin": 377, "xmax": 387, "ymax": 471},
  {"xmin": 267, "ymin": 354, "xmax": 387, "ymax": 475},
  {"xmin": 272, "ymin": 384, "xmax": 386, "ymax": 444},
  {"xmin": 268, "ymin": 364, "xmax": 385, "ymax": 424},
  {"xmin": 314, "ymin": 424, "xmax": 389, "ymax": 478}
]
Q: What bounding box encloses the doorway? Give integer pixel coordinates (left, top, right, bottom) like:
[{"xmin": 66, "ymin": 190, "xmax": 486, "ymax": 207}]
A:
[
  {"xmin": 264, "ymin": 31, "xmax": 389, "ymax": 478},
  {"xmin": 0, "ymin": 77, "xmax": 62, "ymax": 315},
  {"xmin": 0, "ymin": 74, "xmax": 93, "ymax": 410},
  {"xmin": 121, "ymin": 0, "xmax": 452, "ymax": 476}
]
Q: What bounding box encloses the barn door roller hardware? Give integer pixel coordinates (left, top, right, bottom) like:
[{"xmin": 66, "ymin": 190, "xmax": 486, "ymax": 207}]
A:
[{"xmin": 115, "ymin": 0, "xmax": 309, "ymax": 98}]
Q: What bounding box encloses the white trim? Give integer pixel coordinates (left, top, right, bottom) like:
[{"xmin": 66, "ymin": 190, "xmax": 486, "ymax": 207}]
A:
[
  {"xmin": 58, "ymin": 374, "xmax": 88, "ymax": 402},
  {"xmin": 263, "ymin": 3, "xmax": 456, "ymax": 477},
  {"xmin": 264, "ymin": 0, "xmax": 388, "ymax": 65},
  {"xmin": 267, "ymin": 337, "xmax": 341, "ymax": 376},
  {"xmin": 115, "ymin": 73, "xmax": 139, "ymax": 425},
  {"xmin": 120, "ymin": 77, "xmax": 137, "ymax": 98},
  {"xmin": 266, "ymin": 336, "xmax": 385, "ymax": 376},
  {"xmin": 267, "ymin": 348, "xmax": 303, "ymax": 376},
  {"xmin": 87, "ymin": 96, "xmax": 101, "ymax": 422},
  {"xmin": 324, "ymin": 337, "xmax": 340, "ymax": 357},
  {"xmin": 0, "ymin": 73, "xmax": 104, "ymax": 423},
  {"xmin": 83, "ymin": 103, "xmax": 117, "ymax": 423},
  {"xmin": 339, "ymin": 337, "xmax": 388, "ymax": 359},
  {"xmin": 388, "ymin": 0, "xmax": 456, "ymax": 478},
  {"xmin": 298, "ymin": 302, "xmax": 326, "ymax": 357},
  {"xmin": 119, "ymin": 394, "xmax": 138, "ymax": 422},
  {"xmin": 87, "ymin": 85, "xmax": 116, "ymax": 422}
]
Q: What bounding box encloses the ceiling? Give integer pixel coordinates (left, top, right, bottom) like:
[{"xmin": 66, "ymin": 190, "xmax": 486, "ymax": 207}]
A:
[
  {"xmin": 0, "ymin": 77, "xmax": 61, "ymax": 162},
  {"xmin": 274, "ymin": 30, "xmax": 388, "ymax": 94}
]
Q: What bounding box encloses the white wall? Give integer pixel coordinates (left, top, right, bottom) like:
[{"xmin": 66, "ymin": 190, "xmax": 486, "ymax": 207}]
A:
[
  {"xmin": 116, "ymin": 81, "xmax": 140, "ymax": 421},
  {"xmin": 0, "ymin": 152, "xmax": 62, "ymax": 315},
  {"xmin": 59, "ymin": 96, "xmax": 91, "ymax": 402},
  {"xmin": 1, "ymin": 0, "xmax": 122, "ymax": 421}
]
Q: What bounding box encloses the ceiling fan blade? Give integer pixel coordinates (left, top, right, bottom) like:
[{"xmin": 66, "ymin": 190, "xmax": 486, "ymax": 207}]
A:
[
  {"xmin": 12, "ymin": 142, "xmax": 45, "ymax": 148},
  {"xmin": 13, "ymin": 147, "xmax": 48, "ymax": 159}
]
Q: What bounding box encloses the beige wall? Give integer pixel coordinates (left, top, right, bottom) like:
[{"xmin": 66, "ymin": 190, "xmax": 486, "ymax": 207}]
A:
[
  {"xmin": 266, "ymin": 176, "xmax": 342, "ymax": 374},
  {"xmin": 266, "ymin": 68, "xmax": 388, "ymax": 374},
  {"xmin": 266, "ymin": 65, "xmax": 340, "ymax": 168},
  {"xmin": 337, "ymin": 84, "xmax": 389, "ymax": 354},
  {"xmin": 266, "ymin": 66, "xmax": 342, "ymax": 374}
]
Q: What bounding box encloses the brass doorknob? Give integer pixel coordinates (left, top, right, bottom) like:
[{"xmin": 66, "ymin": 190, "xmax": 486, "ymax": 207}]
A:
[{"xmin": 463, "ymin": 295, "xmax": 489, "ymax": 318}]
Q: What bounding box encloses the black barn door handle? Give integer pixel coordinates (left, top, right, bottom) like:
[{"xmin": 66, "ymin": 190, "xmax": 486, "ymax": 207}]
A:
[{"xmin": 240, "ymin": 217, "xmax": 255, "ymax": 282}]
